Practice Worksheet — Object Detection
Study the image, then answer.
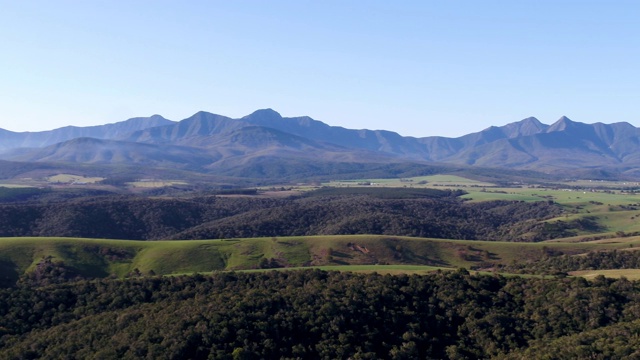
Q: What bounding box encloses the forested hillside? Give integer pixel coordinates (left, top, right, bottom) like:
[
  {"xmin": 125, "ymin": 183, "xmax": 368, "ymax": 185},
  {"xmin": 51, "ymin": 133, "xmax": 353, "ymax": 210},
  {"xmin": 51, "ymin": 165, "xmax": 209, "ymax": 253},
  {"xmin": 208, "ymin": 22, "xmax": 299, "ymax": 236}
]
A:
[
  {"xmin": 501, "ymin": 249, "xmax": 640, "ymax": 275},
  {"xmin": 2, "ymin": 270, "xmax": 640, "ymax": 359},
  {"xmin": 0, "ymin": 190, "xmax": 563, "ymax": 241}
]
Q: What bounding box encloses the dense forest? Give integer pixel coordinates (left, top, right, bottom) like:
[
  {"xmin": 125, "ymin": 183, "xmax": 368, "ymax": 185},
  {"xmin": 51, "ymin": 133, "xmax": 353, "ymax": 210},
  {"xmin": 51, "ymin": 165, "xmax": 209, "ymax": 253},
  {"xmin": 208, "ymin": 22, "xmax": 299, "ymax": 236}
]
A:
[
  {"xmin": 500, "ymin": 249, "xmax": 640, "ymax": 275},
  {"xmin": 0, "ymin": 189, "xmax": 564, "ymax": 241},
  {"xmin": 1, "ymin": 269, "xmax": 640, "ymax": 359}
]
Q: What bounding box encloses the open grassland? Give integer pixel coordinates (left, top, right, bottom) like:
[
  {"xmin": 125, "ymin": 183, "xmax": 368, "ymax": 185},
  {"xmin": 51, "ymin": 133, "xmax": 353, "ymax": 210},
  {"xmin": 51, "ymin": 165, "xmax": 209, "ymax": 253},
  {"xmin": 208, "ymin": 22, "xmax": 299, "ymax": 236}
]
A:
[
  {"xmin": 325, "ymin": 174, "xmax": 640, "ymax": 205},
  {"xmin": 324, "ymin": 174, "xmax": 495, "ymax": 188},
  {"xmin": 3, "ymin": 235, "xmax": 640, "ymax": 283},
  {"xmin": 47, "ymin": 174, "xmax": 105, "ymax": 183},
  {"xmin": 241, "ymin": 264, "xmax": 450, "ymax": 275},
  {"xmin": 561, "ymin": 179, "xmax": 640, "ymax": 188},
  {"xmin": 452, "ymin": 185, "xmax": 640, "ymax": 236},
  {"xmin": 321, "ymin": 175, "xmax": 640, "ymax": 238},
  {"xmin": 126, "ymin": 180, "xmax": 188, "ymax": 188},
  {"xmin": 462, "ymin": 186, "xmax": 640, "ymax": 204},
  {"xmin": 0, "ymin": 184, "xmax": 33, "ymax": 188},
  {"xmin": 324, "ymin": 175, "xmax": 640, "ymax": 209},
  {"xmin": 278, "ymin": 265, "xmax": 540, "ymax": 278},
  {"xmin": 570, "ymin": 269, "xmax": 640, "ymax": 280}
]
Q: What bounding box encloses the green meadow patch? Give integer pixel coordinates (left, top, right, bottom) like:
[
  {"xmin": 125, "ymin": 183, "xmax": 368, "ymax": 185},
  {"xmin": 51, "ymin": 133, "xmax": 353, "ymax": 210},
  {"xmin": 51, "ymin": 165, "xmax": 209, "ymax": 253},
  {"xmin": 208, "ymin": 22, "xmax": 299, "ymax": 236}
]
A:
[
  {"xmin": 47, "ymin": 174, "xmax": 105, "ymax": 184},
  {"xmin": 0, "ymin": 184, "xmax": 33, "ymax": 188},
  {"xmin": 324, "ymin": 174, "xmax": 494, "ymax": 188},
  {"xmin": 3, "ymin": 235, "xmax": 640, "ymax": 285},
  {"xmin": 241, "ymin": 264, "xmax": 451, "ymax": 275},
  {"xmin": 570, "ymin": 269, "xmax": 640, "ymax": 280},
  {"xmin": 126, "ymin": 180, "xmax": 189, "ymax": 188}
]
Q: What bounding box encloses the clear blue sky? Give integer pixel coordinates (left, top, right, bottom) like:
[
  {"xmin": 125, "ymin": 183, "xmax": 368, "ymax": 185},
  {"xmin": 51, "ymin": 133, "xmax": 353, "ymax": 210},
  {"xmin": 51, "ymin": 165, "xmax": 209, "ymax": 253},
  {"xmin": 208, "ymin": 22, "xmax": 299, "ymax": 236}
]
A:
[{"xmin": 1, "ymin": 1, "xmax": 638, "ymax": 137}]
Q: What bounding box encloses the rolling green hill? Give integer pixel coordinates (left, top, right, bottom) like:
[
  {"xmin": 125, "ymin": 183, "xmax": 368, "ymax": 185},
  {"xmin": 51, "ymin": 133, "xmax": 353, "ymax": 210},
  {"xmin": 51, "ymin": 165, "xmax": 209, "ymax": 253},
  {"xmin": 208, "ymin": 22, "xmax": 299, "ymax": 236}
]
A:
[{"xmin": 3, "ymin": 235, "xmax": 640, "ymax": 286}]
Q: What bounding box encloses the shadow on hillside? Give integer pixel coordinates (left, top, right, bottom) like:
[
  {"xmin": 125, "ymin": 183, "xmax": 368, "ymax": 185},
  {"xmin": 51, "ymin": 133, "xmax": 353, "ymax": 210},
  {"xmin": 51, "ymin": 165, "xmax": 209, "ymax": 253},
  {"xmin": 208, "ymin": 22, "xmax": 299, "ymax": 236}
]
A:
[
  {"xmin": 381, "ymin": 238, "xmax": 450, "ymax": 267},
  {"xmin": 0, "ymin": 260, "xmax": 19, "ymax": 288},
  {"xmin": 401, "ymin": 250, "xmax": 450, "ymax": 267},
  {"xmin": 331, "ymin": 251, "xmax": 353, "ymax": 259}
]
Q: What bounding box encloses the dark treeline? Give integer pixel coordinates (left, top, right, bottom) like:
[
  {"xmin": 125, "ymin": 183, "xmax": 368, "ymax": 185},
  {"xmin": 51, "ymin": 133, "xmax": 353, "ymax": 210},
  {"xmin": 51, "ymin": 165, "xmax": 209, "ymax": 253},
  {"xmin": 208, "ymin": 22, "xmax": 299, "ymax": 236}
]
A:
[
  {"xmin": 176, "ymin": 197, "xmax": 560, "ymax": 241},
  {"xmin": 501, "ymin": 249, "xmax": 640, "ymax": 275},
  {"xmin": 0, "ymin": 187, "xmax": 51, "ymax": 202},
  {"xmin": 1, "ymin": 270, "xmax": 640, "ymax": 359},
  {"xmin": 0, "ymin": 195, "xmax": 275, "ymax": 239},
  {"xmin": 0, "ymin": 192, "xmax": 562, "ymax": 241}
]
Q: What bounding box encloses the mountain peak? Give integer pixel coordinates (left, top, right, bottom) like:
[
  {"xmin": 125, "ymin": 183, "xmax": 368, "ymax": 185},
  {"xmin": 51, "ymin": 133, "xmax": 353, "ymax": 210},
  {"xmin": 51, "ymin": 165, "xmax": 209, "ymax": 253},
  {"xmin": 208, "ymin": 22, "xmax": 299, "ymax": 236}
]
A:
[
  {"xmin": 520, "ymin": 116, "xmax": 543, "ymax": 126},
  {"xmin": 243, "ymin": 108, "xmax": 283, "ymax": 122},
  {"xmin": 547, "ymin": 116, "xmax": 578, "ymax": 132},
  {"xmin": 506, "ymin": 117, "xmax": 547, "ymax": 136},
  {"xmin": 191, "ymin": 111, "xmax": 215, "ymax": 118}
]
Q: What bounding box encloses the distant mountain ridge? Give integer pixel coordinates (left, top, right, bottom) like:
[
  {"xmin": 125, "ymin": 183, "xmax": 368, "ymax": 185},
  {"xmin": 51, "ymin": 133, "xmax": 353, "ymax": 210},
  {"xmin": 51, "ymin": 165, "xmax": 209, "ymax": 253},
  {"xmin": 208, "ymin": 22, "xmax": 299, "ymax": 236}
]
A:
[
  {"xmin": 1, "ymin": 109, "xmax": 640, "ymax": 177},
  {"xmin": 0, "ymin": 115, "xmax": 173, "ymax": 151}
]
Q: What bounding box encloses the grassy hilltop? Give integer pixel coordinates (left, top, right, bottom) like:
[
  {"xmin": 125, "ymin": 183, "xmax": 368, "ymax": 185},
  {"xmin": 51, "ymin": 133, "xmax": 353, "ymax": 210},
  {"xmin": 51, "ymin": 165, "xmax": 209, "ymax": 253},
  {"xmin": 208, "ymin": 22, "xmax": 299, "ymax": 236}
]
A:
[{"xmin": 3, "ymin": 235, "xmax": 640, "ymax": 285}]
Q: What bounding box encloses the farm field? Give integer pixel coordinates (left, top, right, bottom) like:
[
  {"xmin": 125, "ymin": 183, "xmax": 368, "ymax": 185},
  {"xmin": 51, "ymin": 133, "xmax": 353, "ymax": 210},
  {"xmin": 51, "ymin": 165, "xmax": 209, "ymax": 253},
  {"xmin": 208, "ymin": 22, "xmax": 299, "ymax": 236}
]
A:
[
  {"xmin": 323, "ymin": 174, "xmax": 495, "ymax": 188},
  {"xmin": 464, "ymin": 187, "xmax": 640, "ymax": 205},
  {"xmin": 126, "ymin": 180, "xmax": 189, "ymax": 188},
  {"xmin": 324, "ymin": 174, "xmax": 640, "ymax": 204},
  {"xmin": 322, "ymin": 174, "xmax": 640, "ymax": 237},
  {"xmin": 463, "ymin": 187, "xmax": 640, "ymax": 236},
  {"xmin": 242, "ymin": 264, "xmax": 450, "ymax": 275},
  {"xmin": 0, "ymin": 184, "xmax": 33, "ymax": 188},
  {"xmin": 561, "ymin": 179, "xmax": 640, "ymax": 188},
  {"xmin": 47, "ymin": 174, "xmax": 105, "ymax": 184}
]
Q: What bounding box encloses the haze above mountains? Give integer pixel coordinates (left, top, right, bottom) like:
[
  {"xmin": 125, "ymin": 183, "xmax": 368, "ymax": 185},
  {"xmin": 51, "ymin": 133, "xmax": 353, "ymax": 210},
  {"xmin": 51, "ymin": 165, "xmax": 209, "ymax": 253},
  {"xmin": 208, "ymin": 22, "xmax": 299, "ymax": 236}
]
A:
[{"xmin": 1, "ymin": 109, "xmax": 639, "ymax": 179}]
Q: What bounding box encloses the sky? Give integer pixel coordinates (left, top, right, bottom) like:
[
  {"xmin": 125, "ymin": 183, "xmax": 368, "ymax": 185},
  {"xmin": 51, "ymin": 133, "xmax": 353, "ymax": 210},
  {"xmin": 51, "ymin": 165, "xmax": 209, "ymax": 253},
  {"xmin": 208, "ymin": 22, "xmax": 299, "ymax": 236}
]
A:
[{"xmin": 1, "ymin": 1, "xmax": 639, "ymax": 138}]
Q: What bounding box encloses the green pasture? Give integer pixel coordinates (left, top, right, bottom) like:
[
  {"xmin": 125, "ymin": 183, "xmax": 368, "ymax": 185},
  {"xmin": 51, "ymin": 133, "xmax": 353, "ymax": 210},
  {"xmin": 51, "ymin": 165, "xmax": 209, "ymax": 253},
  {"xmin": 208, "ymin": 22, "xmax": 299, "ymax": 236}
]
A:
[
  {"xmin": 560, "ymin": 179, "xmax": 640, "ymax": 188},
  {"xmin": 241, "ymin": 264, "xmax": 451, "ymax": 275},
  {"xmin": 462, "ymin": 186, "xmax": 640, "ymax": 205},
  {"xmin": 250, "ymin": 266, "xmax": 546, "ymax": 278},
  {"xmin": 324, "ymin": 174, "xmax": 494, "ymax": 188},
  {"xmin": 317, "ymin": 172, "xmax": 640, "ymax": 240},
  {"xmin": 417, "ymin": 174, "xmax": 495, "ymax": 186},
  {"xmin": 323, "ymin": 175, "xmax": 640, "ymax": 213},
  {"xmin": 460, "ymin": 189, "xmax": 543, "ymax": 202},
  {"xmin": 461, "ymin": 187, "xmax": 640, "ymax": 236},
  {"xmin": 582, "ymin": 211, "xmax": 640, "ymax": 235},
  {"xmin": 570, "ymin": 269, "xmax": 640, "ymax": 280},
  {"xmin": 3, "ymin": 235, "xmax": 640, "ymax": 284}
]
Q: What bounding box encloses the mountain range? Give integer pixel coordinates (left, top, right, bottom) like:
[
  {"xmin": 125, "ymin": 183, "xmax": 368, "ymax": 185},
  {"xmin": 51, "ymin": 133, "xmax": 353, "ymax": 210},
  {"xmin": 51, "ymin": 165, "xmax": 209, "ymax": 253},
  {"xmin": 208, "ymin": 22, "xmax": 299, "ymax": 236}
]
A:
[{"xmin": 1, "ymin": 109, "xmax": 639, "ymax": 179}]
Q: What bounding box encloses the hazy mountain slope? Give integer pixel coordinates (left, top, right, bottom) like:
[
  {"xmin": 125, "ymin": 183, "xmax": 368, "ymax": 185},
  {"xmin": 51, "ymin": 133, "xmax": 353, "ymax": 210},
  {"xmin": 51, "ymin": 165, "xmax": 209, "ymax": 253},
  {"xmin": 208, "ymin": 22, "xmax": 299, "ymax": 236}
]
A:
[
  {"xmin": 0, "ymin": 115, "xmax": 173, "ymax": 152},
  {"xmin": 2, "ymin": 109, "xmax": 640, "ymax": 178},
  {"xmin": 416, "ymin": 117, "xmax": 548, "ymax": 162},
  {"xmin": 5, "ymin": 137, "xmax": 216, "ymax": 170},
  {"xmin": 124, "ymin": 109, "xmax": 431, "ymax": 159},
  {"xmin": 240, "ymin": 109, "xmax": 432, "ymax": 159},
  {"xmin": 1, "ymin": 125, "xmax": 394, "ymax": 175},
  {"xmin": 123, "ymin": 111, "xmax": 244, "ymax": 145},
  {"xmin": 442, "ymin": 117, "xmax": 640, "ymax": 171},
  {"xmin": 193, "ymin": 125, "xmax": 343, "ymax": 152}
]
